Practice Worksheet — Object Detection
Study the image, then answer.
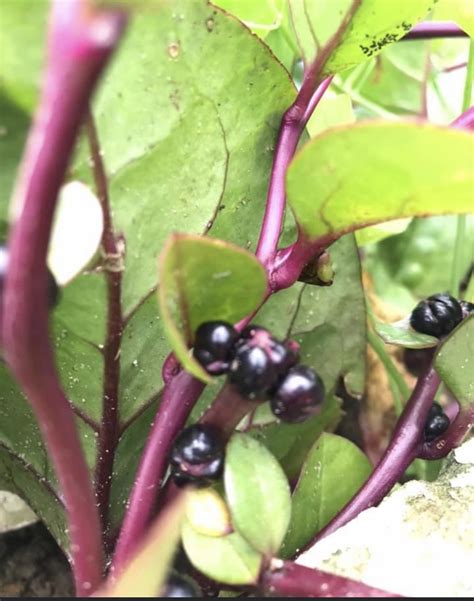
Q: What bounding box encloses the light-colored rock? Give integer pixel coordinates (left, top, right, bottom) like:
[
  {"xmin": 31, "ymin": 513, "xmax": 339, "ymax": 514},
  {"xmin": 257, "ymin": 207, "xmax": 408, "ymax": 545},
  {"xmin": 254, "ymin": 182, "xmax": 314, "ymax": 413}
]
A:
[
  {"xmin": 297, "ymin": 437, "xmax": 474, "ymax": 597},
  {"xmin": 0, "ymin": 491, "xmax": 37, "ymax": 533}
]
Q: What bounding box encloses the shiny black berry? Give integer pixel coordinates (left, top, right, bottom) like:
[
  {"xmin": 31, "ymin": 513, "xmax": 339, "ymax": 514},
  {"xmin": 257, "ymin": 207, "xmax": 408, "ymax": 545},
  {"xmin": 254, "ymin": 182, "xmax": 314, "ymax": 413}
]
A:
[
  {"xmin": 193, "ymin": 321, "xmax": 238, "ymax": 375},
  {"xmin": 460, "ymin": 299, "xmax": 474, "ymax": 318},
  {"xmin": 424, "ymin": 411, "xmax": 450, "ymax": 442},
  {"xmin": 410, "ymin": 293, "xmax": 463, "ymax": 338},
  {"xmin": 270, "ymin": 365, "xmax": 325, "ymax": 423},
  {"xmin": 169, "ymin": 424, "xmax": 224, "ymax": 487},
  {"xmin": 162, "ymin": 574, "xmax": 201, "ymax": 598}
]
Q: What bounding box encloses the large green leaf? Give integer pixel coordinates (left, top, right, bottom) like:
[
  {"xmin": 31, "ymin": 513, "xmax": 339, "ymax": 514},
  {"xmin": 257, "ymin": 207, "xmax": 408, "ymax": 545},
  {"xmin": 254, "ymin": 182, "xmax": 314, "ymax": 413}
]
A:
[
  {"xmin": 181, "ymin": 520, "xmax": 262, "ymax": 585},
  {"xmin": 287, "ymin": 122, "xmax": 474, "ymax": 242},
  {"xmin": 435, "ymin": 316, "xmax": 474, "ymax": 406},
  {"xmin": 224, "ymin": 433, "xmax": 291, "ymax": 554},
  {"xmin": 0, "ymin": 0, "xmax": 294, "ymax": 550},
  {"xmin": 158, "ymin": 234, "xmax": 267, "ymax": 382},
  {"xmin": 281, "ymin": 433, "xmax": 372, "ymax": 558},
  {"xmin": 287, "ymin": 0, "xmax": 434, "ymax": 76}
]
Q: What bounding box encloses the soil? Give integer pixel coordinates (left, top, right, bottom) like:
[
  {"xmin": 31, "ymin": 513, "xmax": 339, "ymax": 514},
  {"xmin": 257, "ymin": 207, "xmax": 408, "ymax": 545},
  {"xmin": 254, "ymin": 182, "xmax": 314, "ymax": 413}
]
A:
[{"xmin": 0, "ymin": 523, "xmax": 73, "ymax": 597}]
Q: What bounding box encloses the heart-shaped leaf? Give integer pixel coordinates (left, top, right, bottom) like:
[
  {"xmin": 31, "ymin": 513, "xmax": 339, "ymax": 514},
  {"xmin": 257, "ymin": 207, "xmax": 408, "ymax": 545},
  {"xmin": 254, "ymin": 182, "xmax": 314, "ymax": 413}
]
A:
[
  {"xmin": 181, "ymin": 519, "xmax": 262, "ymax": 585},
  {"xmin": 281, "ymin": 433, "xmax": 372, "ymax": 558},
  {"xmin": 287, "ymin": 122, "xmax": 474, "ymax": 243},
  {"xmin": 435, "ymin": 316, "xmax": 474, "ymax": 407},
  {"xmin": 158, "ymin": 234, "xmax": 267, "ymax": 382},
  {"xmin": 224, "ymin": 433, "xmax": 292, "ymax": 555},
  {"xmin": 374, "ymin": 317, "xmax": 438, "ymax": 349},
  {"xmin": 287, "ymin": 0, "xmax": 434, "ymax": 76}
]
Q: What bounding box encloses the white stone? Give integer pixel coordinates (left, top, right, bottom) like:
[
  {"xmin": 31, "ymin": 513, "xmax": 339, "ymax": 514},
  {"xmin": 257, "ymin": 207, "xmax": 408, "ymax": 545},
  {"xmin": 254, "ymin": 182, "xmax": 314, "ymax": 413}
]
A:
[{"xmin": 297, "ymin": 439, "xmax": 474, "ymax": 597}]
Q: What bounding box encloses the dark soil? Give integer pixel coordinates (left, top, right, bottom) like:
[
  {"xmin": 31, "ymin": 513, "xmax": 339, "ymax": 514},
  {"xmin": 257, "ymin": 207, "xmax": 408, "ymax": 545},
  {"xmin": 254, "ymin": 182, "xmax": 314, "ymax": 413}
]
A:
[{"xmin": 0, "ymin": 523, "xmax": 73, "ymax": 597}]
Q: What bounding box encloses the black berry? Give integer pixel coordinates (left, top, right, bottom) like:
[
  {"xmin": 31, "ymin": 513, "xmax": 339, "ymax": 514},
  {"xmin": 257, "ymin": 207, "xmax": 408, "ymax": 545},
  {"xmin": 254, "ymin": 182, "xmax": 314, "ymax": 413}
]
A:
[
  {"xmin": 169, "ymin": 424, "xmax": 224, "ymax": 487},
  {"xmin": 229, "ymin": 325, "xmax": 299, "ymax": 398},
  {"xmin": 270, "ymin": 365, "xmax": 325, "ymax": 423},
  {"xmin": 424, "ymin": 411, "xmax": 450, "ymax": 442},
  {"xmin": 410, "ymin": 293, "xmax": 463, "ymax": 338},
  {"xmin": 403, "ymin": 347, "xmax": 435, "ymax": 377},
  {"xmin": 460, "ymin": 299, "xmax": 474, "ymax": 318},
  {"xmin": 162, "ymin": 574, "xmax": 201, "ymax": 598},
  {"xmin": 193, "ymin": 321, "xmax": 238, "ymax": 375}
]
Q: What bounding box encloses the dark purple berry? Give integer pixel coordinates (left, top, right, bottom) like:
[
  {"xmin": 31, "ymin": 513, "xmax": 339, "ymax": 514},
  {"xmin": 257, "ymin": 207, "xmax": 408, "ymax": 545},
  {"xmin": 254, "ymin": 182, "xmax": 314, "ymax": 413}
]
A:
[
  {"xmin": 410, "ymin": 293, "xmax": 463, "ymax": 338},
  {"xmin": 193, "ymin": 321, "xmax": 238, "ymax": 375},
  {"xmin": 460, "ymin": 299, "xmax": 474, "ymax": 318},
  {"xmin": 162, "ymin": 574, "xmax": 201, "ymax": 598},
  {"xmin": 270, "ymin": 365, "xmax": 325, "ymax": 423},
  {"xmin": 424, "ymin": 411, "xmax": 450, "ymax": 442},
  {"xmin": 169, "ymin": 424, "xmax": 224, "ymax": 487}
]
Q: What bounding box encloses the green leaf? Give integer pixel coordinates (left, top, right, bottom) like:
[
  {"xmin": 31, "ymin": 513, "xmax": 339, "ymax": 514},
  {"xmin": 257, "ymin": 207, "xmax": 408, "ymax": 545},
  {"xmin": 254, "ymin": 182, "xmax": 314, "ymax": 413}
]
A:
[
  {"xmin": 306, "ymin": 93, "xmax": 355, "ymax": 138},
  {"xmin": 213, "ymin": 0, "xmax": 284, "ymax": 37},
  {"xmin": 182, "ymin": 520, "xmax": 262, "ymax": 585},
  {"xmin": 435, "ymin": 316, "xmax": 474, "ymax": 406},
  {"xmin": 287, "ymin": 123, "xmax": 474, "ymax": 242},
  {"xmin": 366, "ymin": 215, "xmax": 474, "ymax": 313},
  {"xmin": 158, "ymin": 234, "xmax": 267, "ymax": 382},
  {"xmin": 250, "ymin": 395, "xmax": 342, "ymax": 481},
  {"xmin": 224, "ymin": 433, "xmax": 291, "ymax": 554},
  {"xmin": 101, "ymin": 494, "xmax": 186, "ymax": 597},
  {"xmin": 287, "ymin": 0, "xmax": 434, "ymax": 76},
  {"xmin": 281, "ymin": 433, "xmax": 372, "ymax": 558},
  {"xmin": 433, "ymin": 0, "xmax": 474, "ymax": 37},
  {"xmin": 374, "ymin": 318, "xmax": 438, "ymax": 349}
]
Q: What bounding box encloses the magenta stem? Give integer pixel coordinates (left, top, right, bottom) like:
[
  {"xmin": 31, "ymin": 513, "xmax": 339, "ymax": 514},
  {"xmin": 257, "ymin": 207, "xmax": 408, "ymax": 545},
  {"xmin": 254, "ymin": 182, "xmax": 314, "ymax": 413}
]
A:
[
  {"xmin": 85, "ymin": 110, "xmax": 124, "ymax": 533},
  {"xmin": 111, "ymin": 370, "xmax": 205, "ymax": 574},
  {"xmin": 1, "ymin": 0, "xmax": 125, "ymax": 594},
  {"xmin": 403, "ymin": 21, "xmax": 468, "ymax": 40},
  {"xmin": 300, "ymin": 365, "xmax": 440, "ymax": 551},
  {"xmin": 255, "ymin": 77, "xmax": 333, "ymax": 268},
  {"xmin": 452, "ymin": 105, "xmax": 474, "ymax": 130},
  {"xmin": 261, "ymin": 560, "xmax": 402, "ymax": 597}
]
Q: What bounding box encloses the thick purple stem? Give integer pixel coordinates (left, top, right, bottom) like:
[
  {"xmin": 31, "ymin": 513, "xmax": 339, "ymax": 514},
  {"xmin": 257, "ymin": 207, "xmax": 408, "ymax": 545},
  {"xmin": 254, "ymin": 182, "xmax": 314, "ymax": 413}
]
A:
[
  {"xmin": 111, "ymin": 371, "xmax": 205, "ymax": 574},
  {"xmin": 452, "ymin": 105, "xmax": 474, "ymax": 130},
  {"xmin": 1, "ymin": 1, "xmax": 125, "ymax": 594},
  {"xmin": 256, "ymin": 77, "xmax": 333, "ymax": 268},
  {"xmin": 261, "ymin": 560, "xmax": 402, "ymax": 597},
  {"xmin": 85, "ymin": 110, "xmax": 124, "ymax": 533},
  {"xmin": 403, "ymin": 22, "xmax": 468, "ymax": 40},
  {"xmin": 300, "ymin": 365, "xmax": 440, "ymax": 551}
]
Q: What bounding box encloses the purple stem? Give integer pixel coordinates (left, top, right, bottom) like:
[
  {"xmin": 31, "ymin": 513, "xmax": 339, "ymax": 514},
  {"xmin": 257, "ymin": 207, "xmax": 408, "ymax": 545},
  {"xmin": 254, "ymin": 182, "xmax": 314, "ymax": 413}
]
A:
[
  {"xmin": 261, "ymin": 560, "xmax": 402, "ymax": 597},
  {"xmin": 403, "ymin": 22, "xmax": 468, "ymax": 40},
  {"xmin": 85, "ymin": 110, "xmax": 124, "ymax": 533},
  {"xmin": 452, "ymin": 105, "xmax": 474, "ymax": 130},
  {"xmin": 111, "ymin": 370, "xmax": 205, "ymax": 574},
  {"xmin": 256, "ymin": 77, "xmax": 333, "ymax": 268},
  {"xmin": 1, "ymin": 0, "xmax": 125, "ymax": 594},
  {"xmin": 300, "ymin": 365, "xmax": 440, "ymax": 551}
]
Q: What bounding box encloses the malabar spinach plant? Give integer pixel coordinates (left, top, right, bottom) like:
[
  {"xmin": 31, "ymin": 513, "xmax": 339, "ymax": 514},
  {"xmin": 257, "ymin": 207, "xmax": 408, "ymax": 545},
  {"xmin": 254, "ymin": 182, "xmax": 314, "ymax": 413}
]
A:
[{"xmin": 0, "ymin": 0, "xmax": 473, "ymax": 596}]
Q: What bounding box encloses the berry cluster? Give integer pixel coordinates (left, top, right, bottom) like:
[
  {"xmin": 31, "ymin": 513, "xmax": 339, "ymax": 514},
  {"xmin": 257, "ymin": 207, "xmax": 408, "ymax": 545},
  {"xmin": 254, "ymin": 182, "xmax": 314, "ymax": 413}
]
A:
[
  {"xmin": 410, "ymin": 293, "xmax": 468, "ymax": 338},
  {"xmin": 424, "ymin": 402, "xmax": 450, "ymax": 442},
  {"xmin": 193, "ymin": 321, "xmax": 325, "ymax": 423}
]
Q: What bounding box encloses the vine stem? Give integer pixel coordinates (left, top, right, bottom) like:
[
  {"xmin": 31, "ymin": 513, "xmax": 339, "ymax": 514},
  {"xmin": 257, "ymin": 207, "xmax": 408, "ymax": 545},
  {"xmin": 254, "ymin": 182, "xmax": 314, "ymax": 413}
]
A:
[
  {"xmin": 402, "ymin": 22, "xmax": 467, "ymax": 40},
  {"xmin": 261, "ymin": 559, "xmax": 401, "ymax": 597},
  {"xmin": 452, "ymin": 105, "xmax": 474, "ymax": 130},
  {"xmin": 1, "ymin": 1, "xmax": 126, "ymax": 594},
  {"xmin": 85, "ymin": 109, "xmax": 123, "ymax": 532},
  {"xmin": 111, "ymin": 371, "xmax": 205, "ymax": 574},
  {"xmin": 298, "ymin": 365, "xmax": 440, "ymax": 553}
]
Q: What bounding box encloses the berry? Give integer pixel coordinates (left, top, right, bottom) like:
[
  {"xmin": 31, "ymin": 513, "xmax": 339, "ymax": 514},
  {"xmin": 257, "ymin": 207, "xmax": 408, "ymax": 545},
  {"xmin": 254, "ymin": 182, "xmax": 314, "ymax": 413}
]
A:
[
  {"xmin": 270, "ymin": 365, "xmax": 325, "ymax": 423},
  {"xmin": 460, "ymin": 299, "xmax": 474, "ymax": 318},
  {"xmin": 410, "ymin": 293, "xmax": 463, "ymax": 338},
  {"xmin": 424, "ymin": 411, "xmax": 450, "ymax": 442},
  {"xmin": 169, "ymin": 424, "xmax": 224, "ymax": 487},
  {"xmin": 403, "ymin": 347, "xmax": 435, "ymax": 378},
  {"xmin": 162, "ymin": 574, "xmax": 201, "ymax": 598},
  {"xmin": 229, "ymin": 325, "xmax": 299, "ymax": 398},
  {"xmin": 193, "ymin": 321, "xmax": 238, "ymax": 375}
]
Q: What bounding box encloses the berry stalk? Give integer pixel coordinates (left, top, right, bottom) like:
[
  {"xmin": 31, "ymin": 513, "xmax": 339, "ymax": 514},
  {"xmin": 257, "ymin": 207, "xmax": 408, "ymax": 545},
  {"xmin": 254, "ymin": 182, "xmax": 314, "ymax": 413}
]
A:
[
  {"xmin": 1, "ymin": 0, "xmax": 126, "ymax": 594},
  {"xmin": 300, "ymin": 364, "xmax": 440, "ymax": 551},
  {"xmin": 402, "ymin": 22, "xmax": 467, "ymax": 41}
]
